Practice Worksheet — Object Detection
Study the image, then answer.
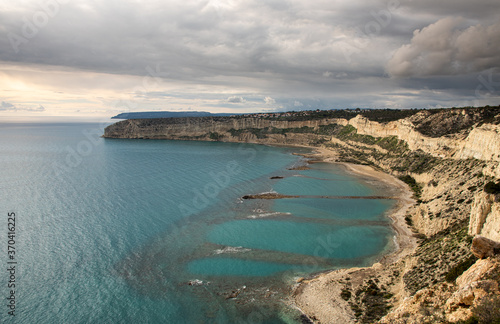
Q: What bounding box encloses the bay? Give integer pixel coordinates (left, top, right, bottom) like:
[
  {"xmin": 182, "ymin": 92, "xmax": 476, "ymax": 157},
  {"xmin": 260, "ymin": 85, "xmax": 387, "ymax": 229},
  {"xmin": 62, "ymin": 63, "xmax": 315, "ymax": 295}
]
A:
[{"xmin": 0, "ymin": 123, "xmax": 396, "ymax": 323}]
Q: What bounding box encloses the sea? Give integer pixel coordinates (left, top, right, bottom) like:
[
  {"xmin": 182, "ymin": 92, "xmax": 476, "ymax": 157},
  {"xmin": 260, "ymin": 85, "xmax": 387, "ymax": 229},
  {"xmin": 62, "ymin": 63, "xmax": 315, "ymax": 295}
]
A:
[{"xmin": 0, "ymin": 122, "xmax": 397, "ymax": 323}]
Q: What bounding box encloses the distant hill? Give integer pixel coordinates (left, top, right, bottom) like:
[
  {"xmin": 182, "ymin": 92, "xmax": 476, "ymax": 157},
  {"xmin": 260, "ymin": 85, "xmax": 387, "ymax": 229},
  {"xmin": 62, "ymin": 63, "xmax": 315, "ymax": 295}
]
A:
[{"xmin": 111, "ymin": 111, "xmax": 237, "ymax": 119}]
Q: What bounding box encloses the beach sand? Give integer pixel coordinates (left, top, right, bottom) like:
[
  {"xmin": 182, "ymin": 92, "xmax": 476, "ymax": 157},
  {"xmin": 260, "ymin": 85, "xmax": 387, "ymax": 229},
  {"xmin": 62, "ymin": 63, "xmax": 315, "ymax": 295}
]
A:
[{"xmin": 290, "ymin": 146, "xmax": 417, "ymax": 323}]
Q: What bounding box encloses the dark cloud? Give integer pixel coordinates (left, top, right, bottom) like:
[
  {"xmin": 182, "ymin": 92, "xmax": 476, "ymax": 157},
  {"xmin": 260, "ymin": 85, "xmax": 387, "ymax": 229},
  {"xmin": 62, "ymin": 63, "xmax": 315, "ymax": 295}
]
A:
[
  {"xmin": 0, "ymin": 0, "xmax": 399, "ymax": 78},
  {"xmin": 404, "ymin": 0, "xmax": 500, "ymax": 21},
  {"xmin": 0, "ymin": 0, "xmax": 499, "ymax": 114},
  {"xmin": 387, "ymin": 17, "xmax": 500, "ymax": 77}
]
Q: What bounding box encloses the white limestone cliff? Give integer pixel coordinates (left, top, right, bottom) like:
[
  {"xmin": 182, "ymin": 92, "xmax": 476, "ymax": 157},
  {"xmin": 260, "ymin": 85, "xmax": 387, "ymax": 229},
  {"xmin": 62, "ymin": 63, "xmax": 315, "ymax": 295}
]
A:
[
  {"xmin": 470, "ymin": 192, "xmax": 500, "ymax": 242},
  {"xmin": 348, "ymin": 115, "xmax": 500, "ymax": 162}
]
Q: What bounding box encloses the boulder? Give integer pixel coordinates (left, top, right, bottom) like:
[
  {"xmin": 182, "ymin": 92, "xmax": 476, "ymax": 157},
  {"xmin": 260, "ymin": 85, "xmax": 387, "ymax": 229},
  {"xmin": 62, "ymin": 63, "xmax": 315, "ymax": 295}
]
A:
[{"xmin": 471, "ymin": 236, "xmax": 500, "ymax": 259}]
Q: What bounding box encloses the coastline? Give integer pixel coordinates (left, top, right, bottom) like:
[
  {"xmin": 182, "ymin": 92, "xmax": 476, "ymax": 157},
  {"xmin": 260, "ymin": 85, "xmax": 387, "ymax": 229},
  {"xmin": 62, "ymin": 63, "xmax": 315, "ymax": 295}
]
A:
[
  {"xmin": 102, "ymin": 109, "xmax": 500, "ymax": 323},
  {"xmin": 103, "ymin": 133, "xmax": 419, "ymax": 322},
  {"xmin": 289, "ymin": 146, "xmax": 417, "ymax": 323}
]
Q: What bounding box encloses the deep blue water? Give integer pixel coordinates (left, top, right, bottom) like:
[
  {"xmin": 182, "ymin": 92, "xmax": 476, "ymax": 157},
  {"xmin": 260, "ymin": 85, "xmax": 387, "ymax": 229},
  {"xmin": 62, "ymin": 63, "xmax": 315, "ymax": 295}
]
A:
[{"xmin": 0, "ymin": 123, "xmax": 395, "ymax": 323}]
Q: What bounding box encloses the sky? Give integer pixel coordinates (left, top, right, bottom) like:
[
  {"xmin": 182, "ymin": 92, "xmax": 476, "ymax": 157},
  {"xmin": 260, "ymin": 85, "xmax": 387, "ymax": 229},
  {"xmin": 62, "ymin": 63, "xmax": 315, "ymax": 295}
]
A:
[{"xmin": 1, "ymin": 0, "xmax": 499, "ymax": 121}]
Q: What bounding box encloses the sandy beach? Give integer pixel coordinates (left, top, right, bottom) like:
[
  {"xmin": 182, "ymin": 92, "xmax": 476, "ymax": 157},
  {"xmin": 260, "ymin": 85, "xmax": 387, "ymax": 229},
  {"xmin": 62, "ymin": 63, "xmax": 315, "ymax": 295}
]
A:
[{"xmin": 290, "ymin": 146, "xmax": 417, "ymax": 323}]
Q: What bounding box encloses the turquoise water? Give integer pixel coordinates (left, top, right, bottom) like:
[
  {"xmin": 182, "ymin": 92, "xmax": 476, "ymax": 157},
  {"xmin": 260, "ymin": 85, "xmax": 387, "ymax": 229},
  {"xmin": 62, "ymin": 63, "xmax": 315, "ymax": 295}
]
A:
[{"xmin": 0, "ymin": 123, "xmax": 396, "ymax": 323}]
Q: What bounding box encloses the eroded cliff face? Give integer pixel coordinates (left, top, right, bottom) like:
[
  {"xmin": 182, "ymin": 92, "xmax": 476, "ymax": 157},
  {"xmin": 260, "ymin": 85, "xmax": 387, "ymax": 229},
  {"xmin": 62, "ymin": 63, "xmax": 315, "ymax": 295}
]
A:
[
  {"xmin": 348, "ymin": 114, "xmax": 500, "ymax": 162},
  {"xmin": 470, "ymin": 193, "xmax": 500, "ymax": 242},
  {"xmin": 380, "ymin": 255, "xmax": 500, "ymax": 324},
  {"xmin": 405, "ymin": 160, "xmax": 485, "ymax": 237},
  {"xmin": 104, "ymin": 117, "xmax": 347, "ymax": 146},
  {"xmin": 457, "ymin": 123, "xmax": 500, "ymax": 162},
  {"xmin": 342, "ymin": 113, "xmax": 500, "ymax": 323},
  {"xmin": 106, "ymin": 110, "xmax": 500, "ymax": 162},
  {"xmin": 348, "ymin": 115, "xmax": 460, "ymax": 159},
  {"xmin": 344, "ymin": 113, "xmax": 500, "ymax": 243},
  {"xmin": 480, "ymin": 204, "xmax": 500, "ymax": 242}
]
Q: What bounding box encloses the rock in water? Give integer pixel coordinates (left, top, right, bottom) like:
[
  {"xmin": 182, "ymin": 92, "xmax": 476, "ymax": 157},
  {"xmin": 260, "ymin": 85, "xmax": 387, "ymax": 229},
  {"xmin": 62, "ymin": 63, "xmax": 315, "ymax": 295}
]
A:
[{"xmin": 471, "ymin": 236, "xmax": 500, "ymax": 259}]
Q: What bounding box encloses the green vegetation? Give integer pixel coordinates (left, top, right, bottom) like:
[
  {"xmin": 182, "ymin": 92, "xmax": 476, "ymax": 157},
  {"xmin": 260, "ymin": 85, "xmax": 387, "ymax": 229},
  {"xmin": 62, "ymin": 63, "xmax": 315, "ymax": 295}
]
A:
[
  {"xmin": 178, "ymin": 135, "xmax": 207, "ymax": 140},
  {"xmin": 391, "ymin": 151, "xmax": 440, "ymax": 174},
  {"xmin": 325, "ymin": 128, "xmax": 441, "ymax": 174},
  {"xmin": 248, "ymin": 128, "xmax": 268, "ymax": 139},
  {"xmin": 208, "ymin": 132, "xmax": 224, "ymax": 140},
  {"xmin": 348, "ymin": 279, "xmax": 393, "ymax": 323},
  {"xmin": 337, "ymin": 124, "xmax": 357, "ymax": 138},
  {"xmin": 228, "ymin": 126, "xmax": 316, "ymax": 138},
  {"xmin": 228, "ymin": 128, "xmax": 269, "ymax": 138},
  {"xmin": 333, "ymin": 125, "xmax": 408, "ymax": 154},
  {"xmin": 260, "ymin": 108, "xmax": 422, "ymax": 122},
  {"xmin": 404, "ymin": 225, "xmax": 475, "ymax": 295},
  {"xmin": 398, "ymin": 175, "xmax": 422, "ymax": 199},
  {"xmin": 228, "ymin": 128, "xmax": 244, "ymax": 137},
  {"xmin": 228, "ymin": 124, "xmax": 344, "ymax": 139},
  {"xmin": 376, "ymin": 136, "xmax": 408, "ymax": 153},
  {"xmin": 269, "ymin": 126, "xmax": 315, "ymax": 134},
  {"xmin": 359, "ymin": 108, "xmax": 422, "ymax": 123},
  {"xmin": 325, "ymin": 142, "xmax": 376, "ymax": 166},
  {"xmin": 414, "ymin": 106, "xmax": 500, "ymax": 137},
  {"xmin": 316, "ymin": 124, "xmax": 344, "ymax": 135}
]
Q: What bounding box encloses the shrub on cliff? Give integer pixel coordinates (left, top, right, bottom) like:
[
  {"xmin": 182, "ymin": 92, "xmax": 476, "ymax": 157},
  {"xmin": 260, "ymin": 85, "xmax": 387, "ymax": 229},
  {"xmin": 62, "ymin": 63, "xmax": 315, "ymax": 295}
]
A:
[
  {"xmin": 208, "ymin": 132, "xmax": 224, "ymax": 140},
  {"xmin": 398, "ymin": 175, "xmax": 422, "ymax": 199}
]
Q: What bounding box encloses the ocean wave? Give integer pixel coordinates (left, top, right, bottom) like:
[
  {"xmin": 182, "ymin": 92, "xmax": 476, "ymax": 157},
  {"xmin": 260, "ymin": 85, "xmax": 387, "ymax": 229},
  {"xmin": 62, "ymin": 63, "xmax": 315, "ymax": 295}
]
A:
[
  {"xmin": 187, "ymin": 279, "xmax": 204, "ymax": 286},
  {"xmin": 247, "ymin": 212, "xmax": 292, "ymax": 219},
  {"xmin": 258, "ymin": 190, "xmax": 278, "ymax": 195},
  {"xmin": 214, "ymin": 246, "xmax": 252, "ymax": 255}
]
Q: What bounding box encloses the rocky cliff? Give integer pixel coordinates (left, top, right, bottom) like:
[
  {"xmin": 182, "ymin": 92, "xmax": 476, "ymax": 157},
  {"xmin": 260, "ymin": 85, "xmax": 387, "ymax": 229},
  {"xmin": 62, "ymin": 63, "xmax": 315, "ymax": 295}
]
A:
[
  {"xmin": 105, "ymin": 108, "xmax": 500, "ymax": 162},
  {"xmin": 380, "ymin": 246, "xmax": 500, "ymax": 324},
  {"xmin": 348, "ymin": 112, "xmax": 500, "ymax": 163},
  {"xmin": 104, "ymin": 116, "xmax": 347, "ymax": 146},
  {"xmin": 470, "ymin": 192, "xmax": 500, "ymax": 242}
]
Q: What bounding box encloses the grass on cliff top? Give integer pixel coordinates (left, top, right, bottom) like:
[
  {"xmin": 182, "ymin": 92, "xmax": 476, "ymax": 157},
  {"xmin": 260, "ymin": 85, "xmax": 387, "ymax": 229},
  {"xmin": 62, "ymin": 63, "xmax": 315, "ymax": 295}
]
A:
[
  {"xmin": 334, "ymin": 125, "xmax": 409, "ymax": 154},
  {"xmin": 227, "ymin": 124, "xmax": 345, "ymax": 139},
  {"xmin": 257, "ymin": 108, "xmax": 421, "ymax": 122}
]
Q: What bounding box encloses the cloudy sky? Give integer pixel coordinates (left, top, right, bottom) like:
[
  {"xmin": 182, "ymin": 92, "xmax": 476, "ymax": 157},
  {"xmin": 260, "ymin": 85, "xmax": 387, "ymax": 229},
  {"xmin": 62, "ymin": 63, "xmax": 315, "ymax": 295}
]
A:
[{"xmin": 1, "ymin": 0, "xmax": 499, "ymax": 120}]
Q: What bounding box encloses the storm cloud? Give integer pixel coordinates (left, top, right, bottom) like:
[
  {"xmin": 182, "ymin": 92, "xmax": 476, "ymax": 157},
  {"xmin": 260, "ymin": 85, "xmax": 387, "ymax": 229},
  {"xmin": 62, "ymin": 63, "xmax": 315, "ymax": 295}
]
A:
[
  {"xmin": 0, "ymin": 0, "xmax": 499, "ymax": 118},
  {"xmin": 387, "ymin": 17, "xmax": 500, "ymax": 77}
]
